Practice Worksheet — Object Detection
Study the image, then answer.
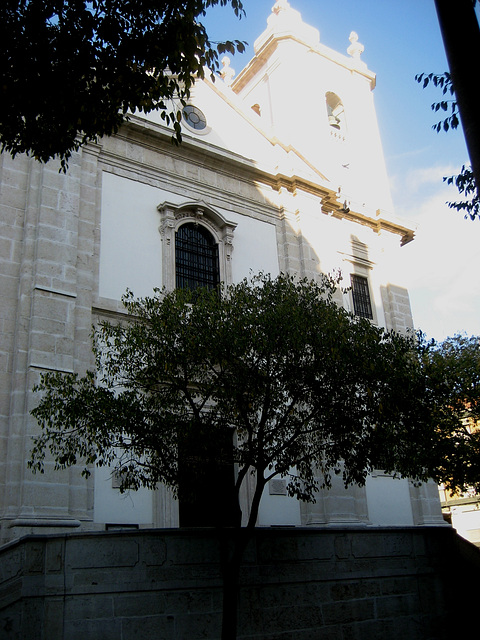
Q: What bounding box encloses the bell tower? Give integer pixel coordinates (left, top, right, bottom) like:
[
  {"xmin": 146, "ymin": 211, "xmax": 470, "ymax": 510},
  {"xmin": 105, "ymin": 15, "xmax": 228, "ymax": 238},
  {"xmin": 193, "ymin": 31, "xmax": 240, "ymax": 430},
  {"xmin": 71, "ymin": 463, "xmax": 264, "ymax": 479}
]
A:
[{"xmin": 232, "ymin": 0, "xmax": 394, "ymax": 215}]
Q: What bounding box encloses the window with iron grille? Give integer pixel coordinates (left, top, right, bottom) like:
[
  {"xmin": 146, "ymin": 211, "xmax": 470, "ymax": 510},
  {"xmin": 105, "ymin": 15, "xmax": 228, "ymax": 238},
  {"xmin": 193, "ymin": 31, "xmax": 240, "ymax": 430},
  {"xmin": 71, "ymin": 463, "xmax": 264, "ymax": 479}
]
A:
[
  {"xmin": 350, "ymin": 274, "xmax": 373, "ymax": 319},
  {"xmin": 175, "ymin": 223, "xmax": 220, "ymax": 291}
]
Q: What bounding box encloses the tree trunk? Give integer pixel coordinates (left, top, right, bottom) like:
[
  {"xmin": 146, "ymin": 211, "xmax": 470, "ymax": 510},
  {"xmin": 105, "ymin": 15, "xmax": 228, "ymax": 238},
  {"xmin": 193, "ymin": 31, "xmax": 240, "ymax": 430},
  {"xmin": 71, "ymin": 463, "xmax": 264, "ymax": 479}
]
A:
[
  {"xmin": 219, "ymin": 478, "xmax": 265, "ymax": 639},
  {"xmin": 434, "ymin": 0, "xmax": 480, "ymax": 192},
  {"xmin": 219, "ymin": 528, "xmax": 251, "ymax": 640}
]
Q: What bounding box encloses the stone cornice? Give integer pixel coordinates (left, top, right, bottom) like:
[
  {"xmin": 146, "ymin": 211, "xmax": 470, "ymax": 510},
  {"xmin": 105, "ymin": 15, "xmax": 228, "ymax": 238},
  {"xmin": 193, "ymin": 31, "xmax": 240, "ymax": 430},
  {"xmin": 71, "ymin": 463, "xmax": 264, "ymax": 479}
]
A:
[
  {"xmin": 105, "ymin": 117, "xmax": 415, "ymax": 246},
  {"xmin": 232, "ymin": 33, "xmax": 376, "ymax": 94}
]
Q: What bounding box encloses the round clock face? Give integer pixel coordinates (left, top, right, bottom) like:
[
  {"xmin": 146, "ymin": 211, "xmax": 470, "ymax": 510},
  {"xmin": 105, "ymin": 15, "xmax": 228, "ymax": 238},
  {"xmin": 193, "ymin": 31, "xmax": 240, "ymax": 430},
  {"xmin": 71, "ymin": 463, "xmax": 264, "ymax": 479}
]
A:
[{"xmin": 182, "ymin": 105, "xmax": 207, "ymax": 130}]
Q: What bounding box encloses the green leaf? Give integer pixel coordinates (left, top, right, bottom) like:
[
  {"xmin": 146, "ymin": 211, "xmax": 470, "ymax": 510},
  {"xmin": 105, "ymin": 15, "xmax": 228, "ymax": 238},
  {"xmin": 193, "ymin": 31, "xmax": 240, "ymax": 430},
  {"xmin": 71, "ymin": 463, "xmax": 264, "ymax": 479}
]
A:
[{"xmin": 0, "ymin": 0, "xmax": 247, "ymax": 167}]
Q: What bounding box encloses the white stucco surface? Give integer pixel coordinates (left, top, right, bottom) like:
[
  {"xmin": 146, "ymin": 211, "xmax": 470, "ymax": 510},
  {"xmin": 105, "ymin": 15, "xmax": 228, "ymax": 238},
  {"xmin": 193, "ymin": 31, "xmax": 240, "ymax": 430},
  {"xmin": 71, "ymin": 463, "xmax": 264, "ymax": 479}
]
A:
[
  {"xmin": 94, "ymin": 466, "xmax": 153, "ymax": 525},
  {"xmin": 366, "ymin": 475, "xmax": 414, "ymax": 526},
  {"xmin": 99, "ymin": 172, "xmax": 165, "ymax": 300}
]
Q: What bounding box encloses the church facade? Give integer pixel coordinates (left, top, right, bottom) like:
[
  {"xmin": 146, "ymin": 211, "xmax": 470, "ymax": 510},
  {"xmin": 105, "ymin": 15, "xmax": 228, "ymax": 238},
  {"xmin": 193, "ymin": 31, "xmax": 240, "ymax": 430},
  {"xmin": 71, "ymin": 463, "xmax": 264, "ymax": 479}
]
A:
[{"xmin": 0, "ymin": 1, "xmax": 445, "ymax": 544}]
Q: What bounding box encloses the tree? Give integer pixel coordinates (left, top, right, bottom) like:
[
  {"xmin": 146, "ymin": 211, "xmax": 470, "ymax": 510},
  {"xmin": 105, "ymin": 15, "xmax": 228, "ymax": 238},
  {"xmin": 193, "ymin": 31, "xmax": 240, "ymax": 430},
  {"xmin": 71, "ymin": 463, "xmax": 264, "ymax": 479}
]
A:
[
  {"xmin": 415, "ymin": 71, "xmax": 480, "ymax": 221},
  {"xmin": 416, "ymin": 0, "xmax": 480, "ymax": 220},
  {"xmin": 420, "ymin": 333, "xmax": 480, "ymax": 495},
  {"xmin": 434, "ymin": 0, "xmax": 480, "ymax": 196},
  {"xmin": 30, "ymin": 273, "xmax": 437, "ymax": 639},
  {"xmin": 0, "ymin": 0, "xmax": 245, "ymax": 169}
]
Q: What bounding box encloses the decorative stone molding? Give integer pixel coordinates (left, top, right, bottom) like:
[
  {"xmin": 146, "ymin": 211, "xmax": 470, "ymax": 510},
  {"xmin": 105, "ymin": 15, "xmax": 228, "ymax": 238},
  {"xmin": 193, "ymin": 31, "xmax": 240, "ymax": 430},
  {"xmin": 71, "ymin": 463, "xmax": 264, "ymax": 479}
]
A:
[
  {"xmin": 157, "ymin": 201, "xmax": 237, "ymax": 290},
  {"xmin": 301, "ymin": 471, "xmax": 369, "ymax": 527},
  {"xmin": 347, "ymin": 31, "xmax": 365, "ymax": 62},
  {"xmin": 272, "ymin": 0, "xmax": 291, "ymax": 14},
  {"xmin": 220, "ymin": 56, "xmax": 235, "ymax": 86}
]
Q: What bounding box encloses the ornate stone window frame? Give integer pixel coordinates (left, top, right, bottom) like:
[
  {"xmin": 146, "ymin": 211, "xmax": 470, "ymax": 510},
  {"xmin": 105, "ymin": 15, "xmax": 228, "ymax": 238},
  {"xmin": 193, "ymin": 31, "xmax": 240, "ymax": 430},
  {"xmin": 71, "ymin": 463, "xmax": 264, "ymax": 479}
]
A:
[
  {"xmin": 339, "ymin": 246, "xmax": 378, "ymax": 326},
  {"xmin": 350, "ymin": 273, "xmax": 374, "ymax": 320},
  {"xmin": 345, "ymin": 266, "xmax": 377, "ymax": 325},
  {"xmin": 181, "ymin": 105, "xmax": 212, "ymax": 136},
  {"xmin": 157, "ymin": 201, "xmax": 237, "ymax": 291}
]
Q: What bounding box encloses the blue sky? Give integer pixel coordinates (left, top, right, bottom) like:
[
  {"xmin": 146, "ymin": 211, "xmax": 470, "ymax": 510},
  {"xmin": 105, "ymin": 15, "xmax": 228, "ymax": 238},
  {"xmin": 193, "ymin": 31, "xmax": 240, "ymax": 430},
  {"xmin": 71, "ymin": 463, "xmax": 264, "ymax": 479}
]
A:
[{"xmin": 203, "ymin": 0, "xmax": 479, "ymax": 341}]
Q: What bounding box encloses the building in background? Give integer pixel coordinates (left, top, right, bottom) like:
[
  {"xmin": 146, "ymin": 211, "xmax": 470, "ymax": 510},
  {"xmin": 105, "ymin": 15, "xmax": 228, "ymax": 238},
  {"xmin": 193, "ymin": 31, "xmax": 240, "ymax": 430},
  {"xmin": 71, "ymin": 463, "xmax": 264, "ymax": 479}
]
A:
[
  {"xmin": 440, "ymin": 486, "xmax": 480, "ymax": 546},
  {"xmin": 0, "ymin": 0, "xmax": 445, "ymax": 544}
]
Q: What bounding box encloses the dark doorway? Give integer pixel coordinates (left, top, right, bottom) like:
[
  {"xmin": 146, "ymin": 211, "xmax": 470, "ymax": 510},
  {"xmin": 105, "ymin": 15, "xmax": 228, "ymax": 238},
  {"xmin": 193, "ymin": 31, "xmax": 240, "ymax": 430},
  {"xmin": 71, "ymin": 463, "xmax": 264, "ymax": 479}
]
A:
[{"xmin": 178, "ymin": 427, "xmax": 239, "ymax": 528}]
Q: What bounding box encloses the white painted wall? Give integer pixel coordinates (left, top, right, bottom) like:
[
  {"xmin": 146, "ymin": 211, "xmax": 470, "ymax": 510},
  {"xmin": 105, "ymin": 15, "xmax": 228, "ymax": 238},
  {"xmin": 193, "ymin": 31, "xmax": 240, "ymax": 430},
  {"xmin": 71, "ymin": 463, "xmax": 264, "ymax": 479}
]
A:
[
  {"xmin": 228, "ymin": 211, "xmax": 280, "ymax": 281},
  {"xmin": 99, "ymin": 171, "xmax": 280, "ymax": 304},
  {"xmin": 365, "ymin": 475, "xmax": 414, "ymax": 526},
  {"xmin": 99, "ymin": 171, "xmax": 166, "ymax": 300},
  {"xmin": 450, "ymin": 506, "xmax": 480, "ymax": 545},
  {"xmin": 258, "ymin": 490, "xmax": 302, "ymax": 527},
  {"xmin": 94, "ymin": 466, "xmax": 153, "ymax": 525}
]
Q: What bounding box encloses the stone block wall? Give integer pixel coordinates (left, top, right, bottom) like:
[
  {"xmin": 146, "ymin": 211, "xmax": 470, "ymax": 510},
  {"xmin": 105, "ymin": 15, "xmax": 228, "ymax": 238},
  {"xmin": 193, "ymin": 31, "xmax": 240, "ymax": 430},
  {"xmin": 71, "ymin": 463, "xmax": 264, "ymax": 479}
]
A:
[
  {"xmin": 380, "ymin": 283, "xmax": 414, "ymax": 335},
  {"xmin": 0, "ymin": 527, "xmax": 478, "ymax": 639}
]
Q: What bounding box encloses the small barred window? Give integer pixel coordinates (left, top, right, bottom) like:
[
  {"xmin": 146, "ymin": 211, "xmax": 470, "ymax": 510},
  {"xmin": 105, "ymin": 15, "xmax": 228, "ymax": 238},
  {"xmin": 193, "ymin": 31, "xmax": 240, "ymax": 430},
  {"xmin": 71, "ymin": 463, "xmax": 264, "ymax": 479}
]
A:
[{"xmin": 351, "ymin": 274, "xmax": 373, "ymax": 319}]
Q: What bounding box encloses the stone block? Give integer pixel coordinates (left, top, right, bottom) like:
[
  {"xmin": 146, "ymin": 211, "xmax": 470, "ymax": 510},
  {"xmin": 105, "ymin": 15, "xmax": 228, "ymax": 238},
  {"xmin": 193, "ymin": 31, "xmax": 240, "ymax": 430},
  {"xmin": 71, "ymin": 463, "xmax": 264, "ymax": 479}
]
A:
[
  {"xmin": 384, "ymin": 614, "xmax": 434, "ymax": 640},
  {"xmin": 64, "ymin": 594, "xmax": 114, "ymax": 620},
  {"xmin": 36, "ymin": 239, "xmax": 77, "ymax": 267},
  {"xmin": 351, "ymin": 532, "xmax": 413, "ymax": 560},
  {"xmin": 246, "ymin": 629, "xmax": 331, "ymax": 640},
  {"xmin": 334, "ymin": 533, "xmax": 352, "ymax": 559},
  {"xmin": 164, "ymin": 589, "xmax": 213, "ymax": 615},
  {"xmin": 29, "ymin": 332, "xmax": 57, "ymax": 355},
  {"xmin": 140, "ymin": 537, "xmax": 167, "ymax": 566},
  {"xmin": 123, "ymin": 615, "xmax": 177, "ymax": 640},
  {"xmin": 375, "ymin": 593, "xmax": 418, "ymax": 619},
  {"xmin": 174, "ymin": 611, "xmax": 221, "ymax": 640},
  {"xmin": 379, "ymin": 575, "xmax": 417, "ymax": 597},
  {"xmin": 18, "ymin": 597, "xmax": 45, "ymax": 639},
  {"xmin": 0, "ymin": 184, "xmax": 28, "ymax": 210},
  {"xmin": 340, "ymin": 618, "xmax": 395, "ymax": 640},
  {"xmin": 322, "ymin": 598, "xmax": 375, "ymax": 626},
  {"xmin": 66, "ymin": 537, "xmax": 139, "ymax": 569},
  {"xmin": 0, "ymin": 607, "xmax": 23, "ymax": 640},
  {"xmin": 43, "ymin": 598, "xmax": 65, "ymax": 639},
  {"xmin": 63, "ymin": 617, "xmax": 122, "ymax": 640},
  {"xmin": 260, "ymin": 603, "xmax": 323, "ymax": 634},
  {"xmin": 38, "ymin": 223, "xmax": 75, "ymax": 247},
  {"xmin": 257, "ymin": 532, "xmax": 335, "ymax": 563},
  {"xmin": 243, "ymin": 581, "xmax": 330, "ymax": 611},
  {"xmin": 330, "ymin": 579, "xmax": 380, "ymax": 602},
  {"xmin": 31, "ymin": 293, "xmax": 75, "ymax": 324},
  {"xmin": 21, "ymin": 481, "xmax": 71, "ymax": 512},
  {"xmin": 58, "ymin": 191, "xmax": 80, "ymax": 217},
  {"xmin": 45, "ymin": 540, "xmax": 64, "ymax": 573},
  {"xmin": 114, "ymin": 592, "xmax": 166, "ymax": 618},
  {"xmin": 24, "ymin": 543, "xmax": 45, "ymax": 574},
  {"xmin": 0, "ymin": 237, "xmax": 13, "ymax": 261},
  {"xmin": 0, "ymin": 579, "xmax": 23, "ymax": 610},
  {"xmin": 166, "ymin": 534, "xmax": 221, "ymax": 566},
  {"xmin": 0, "ymin": 547, "xmax": 23, "ymax": 584}
]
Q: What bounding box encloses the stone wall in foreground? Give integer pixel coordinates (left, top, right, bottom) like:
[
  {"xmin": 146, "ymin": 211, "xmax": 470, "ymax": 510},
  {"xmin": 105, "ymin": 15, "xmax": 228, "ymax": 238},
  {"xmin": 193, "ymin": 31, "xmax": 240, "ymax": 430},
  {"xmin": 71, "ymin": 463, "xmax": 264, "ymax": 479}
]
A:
[{"xmin": 1, "ymin": 527, "xmax": 478, "ymax": 640}]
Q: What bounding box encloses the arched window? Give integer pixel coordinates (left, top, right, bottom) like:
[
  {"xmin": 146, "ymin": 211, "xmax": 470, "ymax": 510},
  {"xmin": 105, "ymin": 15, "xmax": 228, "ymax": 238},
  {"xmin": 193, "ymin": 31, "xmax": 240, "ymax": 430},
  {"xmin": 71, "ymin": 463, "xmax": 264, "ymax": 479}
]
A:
[
  {"xmin": 326, "ymin": 92, "xmax": 346, "ymax": 133},
  {"xmin": 158, "ymin": 200, "xmax": 236, "ymax": 291},
  {"xmin": 175, "ymin": 223, "xmax": 220, "ymax": 291}
]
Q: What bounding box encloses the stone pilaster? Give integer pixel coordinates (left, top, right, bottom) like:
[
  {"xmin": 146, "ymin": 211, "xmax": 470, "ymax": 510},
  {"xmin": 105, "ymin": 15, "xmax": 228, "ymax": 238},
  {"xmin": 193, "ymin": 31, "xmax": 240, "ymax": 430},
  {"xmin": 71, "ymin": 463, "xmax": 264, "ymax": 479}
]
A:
[
  {"xmin": 380, "ymin": 283, "xmax": 414, "ymax": 334},
  {"xmin": 409, "ymin": 480, "xmax": 448, "ymax": 526},
  {"xmin": 1, "ymin": 147, "xmax": 100, "ymax": 542},
  {"xmin": 302, "ymin": 470, "xmax": 369, "ymax": 527}
]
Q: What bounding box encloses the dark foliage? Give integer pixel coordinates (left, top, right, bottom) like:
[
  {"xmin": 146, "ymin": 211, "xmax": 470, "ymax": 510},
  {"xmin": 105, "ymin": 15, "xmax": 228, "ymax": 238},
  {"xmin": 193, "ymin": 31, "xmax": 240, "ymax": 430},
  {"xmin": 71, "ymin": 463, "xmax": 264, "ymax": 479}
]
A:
[{"xmin": 0, "ymin": 0, "xmax": 245, "ymax": 169}]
